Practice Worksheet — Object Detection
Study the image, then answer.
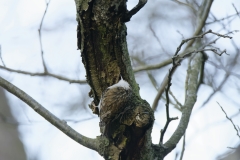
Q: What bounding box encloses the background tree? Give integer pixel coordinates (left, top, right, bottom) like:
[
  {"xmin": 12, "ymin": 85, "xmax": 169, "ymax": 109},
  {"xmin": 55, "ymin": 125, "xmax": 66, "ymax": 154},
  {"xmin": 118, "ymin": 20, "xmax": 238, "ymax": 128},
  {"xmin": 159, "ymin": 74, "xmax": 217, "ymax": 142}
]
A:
[{"xmin": 0, "ymin": 0, "xmax": 239, "ymax": 159}]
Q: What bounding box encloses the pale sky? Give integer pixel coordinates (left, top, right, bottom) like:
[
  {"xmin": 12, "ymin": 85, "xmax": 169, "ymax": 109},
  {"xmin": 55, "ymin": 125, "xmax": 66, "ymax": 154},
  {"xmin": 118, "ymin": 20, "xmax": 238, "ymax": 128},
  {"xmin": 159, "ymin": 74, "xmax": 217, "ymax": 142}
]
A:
[{"xmin": 0, "ymin": 0, "xmax": 240, "ymax": 160}]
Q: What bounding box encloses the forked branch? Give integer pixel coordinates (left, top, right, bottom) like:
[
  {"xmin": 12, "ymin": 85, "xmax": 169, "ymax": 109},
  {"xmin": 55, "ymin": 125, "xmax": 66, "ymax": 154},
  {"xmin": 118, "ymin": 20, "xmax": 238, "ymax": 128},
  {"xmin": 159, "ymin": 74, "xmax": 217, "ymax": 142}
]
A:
[
  {"xmin": 218, "ymin": 102, "xmax": 240, "ymax": 139},
  {"xmin": 123, "ymin": 0, "xmax": 147, "ymax": 22},
  {"xmin": 159, "ymin": 30, "xmax": 232, "ymax": 153}
]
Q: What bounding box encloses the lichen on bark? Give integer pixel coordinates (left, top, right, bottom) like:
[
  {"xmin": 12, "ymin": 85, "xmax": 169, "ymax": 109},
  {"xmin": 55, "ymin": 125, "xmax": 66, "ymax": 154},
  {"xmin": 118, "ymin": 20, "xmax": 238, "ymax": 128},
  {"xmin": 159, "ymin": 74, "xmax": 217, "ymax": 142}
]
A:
[{"xmin": 74, "ymin": 0, "xmax": 156, "ymax": 159}]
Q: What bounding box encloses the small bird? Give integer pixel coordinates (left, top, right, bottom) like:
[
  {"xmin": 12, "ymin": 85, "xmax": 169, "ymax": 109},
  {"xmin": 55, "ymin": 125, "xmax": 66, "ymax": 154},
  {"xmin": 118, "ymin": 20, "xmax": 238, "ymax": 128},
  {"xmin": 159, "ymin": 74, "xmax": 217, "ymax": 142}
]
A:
[{"xmin": 99, "ymin": 77, "xmax": 132, "ymax": 135}]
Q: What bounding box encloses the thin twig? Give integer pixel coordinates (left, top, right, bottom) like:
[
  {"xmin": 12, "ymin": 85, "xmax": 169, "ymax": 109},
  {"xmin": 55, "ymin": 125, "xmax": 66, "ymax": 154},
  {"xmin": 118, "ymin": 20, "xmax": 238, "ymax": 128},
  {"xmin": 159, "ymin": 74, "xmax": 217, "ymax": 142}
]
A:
[
  {"xmin": 217, "ymin": 102, "xmax": 240, "ymax": 139},
  {"xmin": 134, "ymin": 58, "xmax": 171, "ymax": 73},
  {"xmin": 169, "ymin": 89, "xmax": 183, "ymax": 109},
  {"xmin": 0, "ymin": 65, "xmax": 86, "ymax": 84},
  {"xmin": 149, "ymin": 24, "xmax": 171, "ymax": 57},
  {"xmin": 159, "ymin": 29, "xmax": 231, "ymax": 144},
  {"xmin": 38, "ymin": 0, "xmax": 51, "ymax": 72},
  {"xmin": 123, "ymin": 0, "xmax": 147, "ymax": 22},
  {"xmin": 0, "ymin": 75, "xmax": 98, "ymax": 150},
  {"xmin": 174, "ymin": 29, "xmax": 232, "ymax": 57},
  {"xmin": 132, "ymin": 56, "xmax": 158, "ymax": 90},
  {"xmin": 207, "ymin": 13, "xmax": 240, "ymax": 25},
  {"xmin": 0, "ymin": 45, "xmax": 5, "ymax": 67},
  {"xmin": 0, "ymin": 0, "xmax": 87, "ymax": 85},
  {"xmin": 134, "ymin": 30, "xmax": 235, "ymax": 73},
  {"xmin": 152, "ymin": 74, "xmax": 168, "ymax": 111},
  {"xmin": 152, "ymin": 30, "xmax": 231, "ymax": 111},
  {"xmin": 159, "ymin": 58, "xmax": 180, "ymax": 143},
  {"xmin": 179, "ymin": 133, "xmax": 186, "ymax": 160},
  {"xmin": 232, "ymin": 3, "xmax": 240, "ymax": 19},
  {"xmin": 201, "ymin": 73, "xmax": 229, "ymax": 107},
  {"xmin": 171, "ymin": 0, "xmax": 196, "ymax": 13}
]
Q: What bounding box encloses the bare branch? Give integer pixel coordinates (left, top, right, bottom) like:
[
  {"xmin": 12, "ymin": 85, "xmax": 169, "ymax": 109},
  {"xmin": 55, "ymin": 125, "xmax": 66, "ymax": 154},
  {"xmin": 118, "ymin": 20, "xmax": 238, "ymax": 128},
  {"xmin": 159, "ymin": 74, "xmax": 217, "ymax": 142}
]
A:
[
  {"xmin": 0, "ymin": 75, "xmax": 98, "ymax": 151},
  {"xmin": 217, "ymin": 102, "xmax": 240, "ymax": 139},
  {"xmin": 174, "ymin": 29, "xmax": 232, "ymax": 57},
  {"xmin": 201, "ymin": 73, "xmax": 229, "ymax": 107},
  {"xmin": 157, "ymin": 31, "xmax": 229, "ymax": 143},
  {"xmin": 123, "ymin": 0, "xmax": 147, "ymax": 22},
  {"xmin": 0, "ymin": 65, "xmax": 86, "ymax": 84},
  {"xmin": 133, "ymin": 29, "xmax": 232, "ymax": 73},
  {"xmin": 169, "ymin": 89, "xmax": 183, "ymax": 109},
  {"xmin": 207, "ymin": 4, "xmax": 240, "ymax": 25},
  {"xmin": 163, "ymin": 52, "xmax": 202, "ymax": 152},
  {"xmin": 201, "ymin": 45, "xmax": 239, "ymax": 107},
  {"xmin": 232, "ymin": 3, "xmax": 240, "ymax": 19},
  {"xmin": 152, "ymin": 74, "xmax": 168, "ymax": 111},
  {"xmin": 171, "ymin": 0, "xmax": 196, "ymax": 12},
  {"xmin": 183, "ymin": 0, "xmax": 213, "ymax": 49},
  {"xmin": 149, "ymin": 24, "xmax": 171, "ymax": 57},
  {"xmin": 160, "ymin": 53, "xmax": 189, "ymax": 143},
  {"xmin": 132, "ymin": 56, "xmax": 158, "ymax": 90},
  {"xmin": 179, "ymin": 133, "xmax": 186, "ymax": 160},
  {"xmin": 0, "ymin": 45, "xmax": 5, "ymax": 67},
  {"xmin": 151, "ymin": 29, "xmax": 231, "ymax": 111},
  {"xmin": 134, "ymin": 59, "xmax": 171, "ymax": 73},
  {"xmin": 38, "ymin": 0, "xmax": 51, "ymax": 72},
  {"xmin": 0, "ymin": 0, "xmax": 88, "ymax": 85}
]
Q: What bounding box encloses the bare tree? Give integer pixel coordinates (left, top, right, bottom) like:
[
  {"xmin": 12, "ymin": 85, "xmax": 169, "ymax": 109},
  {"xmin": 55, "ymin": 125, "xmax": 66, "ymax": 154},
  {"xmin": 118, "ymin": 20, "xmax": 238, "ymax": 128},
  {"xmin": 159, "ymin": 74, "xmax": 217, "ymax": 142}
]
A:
[{"xmin": 0, "ymin": 0, "xmax": 239, "ymax": 159}]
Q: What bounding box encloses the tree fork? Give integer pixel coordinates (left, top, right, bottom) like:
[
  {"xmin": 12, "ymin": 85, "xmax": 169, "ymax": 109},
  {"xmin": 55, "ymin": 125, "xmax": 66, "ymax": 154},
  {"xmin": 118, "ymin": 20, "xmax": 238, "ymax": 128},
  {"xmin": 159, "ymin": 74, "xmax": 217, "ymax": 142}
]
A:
[{"xmin": 74, "ymin": 0, "xmax": 156, "ymax": 159}]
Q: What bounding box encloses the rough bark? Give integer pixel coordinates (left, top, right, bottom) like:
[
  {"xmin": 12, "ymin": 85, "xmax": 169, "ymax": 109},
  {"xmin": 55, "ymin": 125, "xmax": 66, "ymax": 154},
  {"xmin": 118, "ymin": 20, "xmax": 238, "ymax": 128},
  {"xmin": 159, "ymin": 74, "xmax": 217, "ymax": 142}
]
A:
[
  {"xmin": 73, "ymin": 0, "xmax": 210, "ymax": 159},
  {"xmin": 74, "ymin": 0, "xmax": 157, "ymax": 159}
]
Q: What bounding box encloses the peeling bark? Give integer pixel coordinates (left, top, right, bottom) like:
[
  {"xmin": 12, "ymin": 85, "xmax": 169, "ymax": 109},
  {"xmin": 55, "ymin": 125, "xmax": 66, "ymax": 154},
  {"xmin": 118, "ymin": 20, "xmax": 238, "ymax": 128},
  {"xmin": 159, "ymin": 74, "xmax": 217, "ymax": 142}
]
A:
[
  {"xmin": 74, "ymin": 0, "xmax": 156, "ymax": 159},
  {"xmin": 73, "ymin": 0, "xmax": 210, "ymax": 159},
  {"xmin": 75, "ymin": 0, "xmax": 139, "ymax": 104}
]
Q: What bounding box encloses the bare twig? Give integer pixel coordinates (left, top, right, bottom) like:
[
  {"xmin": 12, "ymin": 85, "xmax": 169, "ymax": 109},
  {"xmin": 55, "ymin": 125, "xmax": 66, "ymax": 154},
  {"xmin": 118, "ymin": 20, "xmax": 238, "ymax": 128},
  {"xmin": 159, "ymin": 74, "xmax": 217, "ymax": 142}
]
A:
[
  {"xmin": 232, "ymin": 3, "xmax": 240, "ymax": 19},
  {"xmin": 171, "ymin": 0, "xmax": 196, "ymax": 12},
  {"xmin": 152, "ymin": 74, "xmax": 168, "ymax": 111},
  {"xmin": 201, "ymin": 45, "xmax": 239, "ymax": 107},
  {"xmin": 207, "ymin": 13, "xmax": 240, "ymax": 25},
  {"xmin": 201, "ymin": 73, "xmax": 229, "ymax": 107},
  {"xmin": 217, "ymin": 102, "xmax": 240, "ymax": 139},
  {"xmin": 163, "ymin": 51, "xmax": 202, "ymax": 153},
  {"xmin": 123, "ymin": 0, "xmax": 147, "ymax": 22},
  {"xmin": 0, "ymin": 75, "xmax": 98, "ymax": 151},
  {"xmin": 161, "ymin": 94, "xmax": 181, "ymax": 111},
  {"xmin": 149, "ymin": 24, "xmax": 171, "ymax": 57},
  {"xmin": 179, "ymin": 133, "xmax": 186, "ymax": 160},
  {"xmin": 188, "ymin": 0, "xmax": 213, "ymax": 46},
  {"xmin": 134, "ymin": 59, "xmax": 171, "ymax": 73},
  {"xmin": 152, "ymin": 30, "xmax": 231, "ymax": 111},
  {"xmin": 0, "ymin": 65, "xmax": 86, "ymax": 84},
  {"xmin": 132, "ymin": 56, "xmax": 158, "ymax": 90},
  {"xmin": 207, "ymin": 4, "xmax": 240, "ymax": 25},
  {"xmin": 0, "ymin": 0, "xmax": 88, "ymax": 85},
  {"xmin": 157, "ymin": 39, "xmax": 226, "ymax": 143},
  {"xmin": 174, "ymin": 29, "xmax": 232, "ymax": 57},
  {"xmin": 134, "ymin": 29, "xmax": 234, "ymax": 73},
  {"xmin": 159, "ymin": 57, "xmax": 181, "ymax": 143},
  {"xmin": 0, "ymin": 45, "xmax": 5, "ymax": 67},
  {"xmin": 169, "ymin": 89, "xmax": 183, "ymax": 109},
  {"xmin": 38, "ymin": 0, "xmax": 51, "ymax": 72}
]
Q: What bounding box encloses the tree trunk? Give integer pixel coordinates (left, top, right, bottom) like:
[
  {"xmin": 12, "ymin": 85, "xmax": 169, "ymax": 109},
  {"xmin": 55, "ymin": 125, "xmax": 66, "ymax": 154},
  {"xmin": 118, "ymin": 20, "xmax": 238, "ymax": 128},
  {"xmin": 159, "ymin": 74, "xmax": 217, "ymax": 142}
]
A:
[{"xmin": 74, "ymin": 0, "xmax": 159, "ymax": 159}]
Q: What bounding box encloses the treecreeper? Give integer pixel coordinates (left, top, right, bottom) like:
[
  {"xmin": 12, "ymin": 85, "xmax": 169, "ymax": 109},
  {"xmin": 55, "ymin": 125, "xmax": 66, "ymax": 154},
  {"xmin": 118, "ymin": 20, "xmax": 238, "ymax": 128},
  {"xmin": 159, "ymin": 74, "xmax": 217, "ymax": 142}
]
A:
[{"xmin": 99, "ymin": 77, "xmax": 154, "ymax": 159}]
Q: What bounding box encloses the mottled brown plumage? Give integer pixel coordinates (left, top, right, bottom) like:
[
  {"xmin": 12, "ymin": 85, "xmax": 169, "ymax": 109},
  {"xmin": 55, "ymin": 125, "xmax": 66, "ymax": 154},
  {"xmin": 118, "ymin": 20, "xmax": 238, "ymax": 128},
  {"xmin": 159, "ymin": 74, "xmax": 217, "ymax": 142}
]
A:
[
  {"xmin": 98, "ymin": 77, "xmax": 154, "ymax": 151},
  {"xmin": 99, "ymin": 78, "xmax": 132, "ymax": 135}
]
